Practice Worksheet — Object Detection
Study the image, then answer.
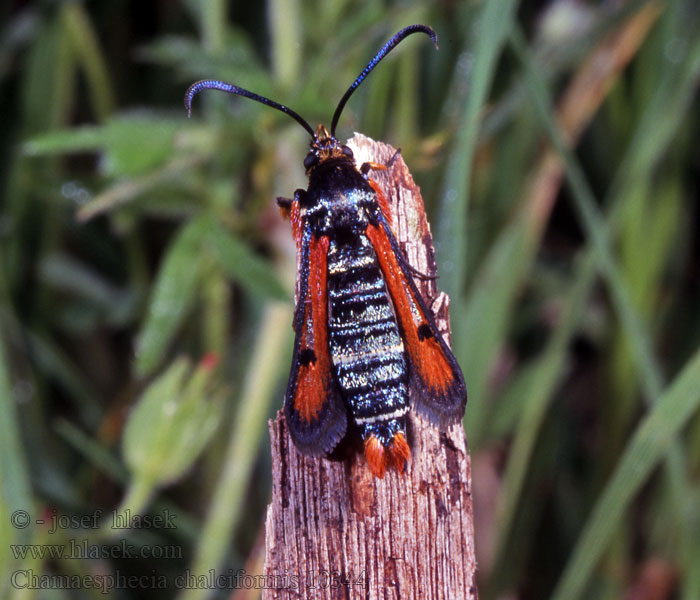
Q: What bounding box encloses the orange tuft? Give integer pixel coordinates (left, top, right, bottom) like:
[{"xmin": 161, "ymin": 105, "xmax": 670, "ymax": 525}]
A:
[
  {"xmin": 364, "ymin": 435, "xmax": 387, "ymax": 478},
  {"xmin": 387, "ymin": 432, "xmax": 410, "ymax": 472},
  {"xmin": 364, "ymin": 433, "xmax": 411, "ymax": 478}
]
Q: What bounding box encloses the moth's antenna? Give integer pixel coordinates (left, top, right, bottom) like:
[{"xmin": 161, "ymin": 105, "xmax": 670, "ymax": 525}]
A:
[
  {"xmin": 184, "ymin": 80, "xmax": 315, "ymax": 138},
  {"xmin": 330, "ymin": 24, "xmax": 438, "ymax": 138}
]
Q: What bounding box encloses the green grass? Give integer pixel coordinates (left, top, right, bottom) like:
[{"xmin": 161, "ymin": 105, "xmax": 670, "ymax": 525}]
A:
[{"xmin": 1, "ymin": 1, "xmax": 699, "ymax": 599}]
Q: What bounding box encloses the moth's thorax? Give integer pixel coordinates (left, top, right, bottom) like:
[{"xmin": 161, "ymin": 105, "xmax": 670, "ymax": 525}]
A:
[{"xmin": 302, "ymin": 163, "xmax": 377, "ymax": 241}]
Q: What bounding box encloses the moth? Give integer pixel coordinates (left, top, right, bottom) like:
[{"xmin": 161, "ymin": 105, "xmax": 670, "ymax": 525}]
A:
[{"xmin": 186, "ymin": 24, "xmax": 466, "ymax": 477}]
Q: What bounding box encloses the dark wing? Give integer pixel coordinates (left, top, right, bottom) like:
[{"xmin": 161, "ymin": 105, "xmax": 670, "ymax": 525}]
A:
[
  {"xmin": 284, "ymin": 232, "xmax": 347, "ymax": 455},
  {"xmin": 366, "ymin": 220, "xmax": 466, "ymax": 429}
]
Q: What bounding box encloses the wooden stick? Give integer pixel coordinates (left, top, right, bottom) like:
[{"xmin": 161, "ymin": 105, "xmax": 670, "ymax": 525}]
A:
[{"xmin": 263, "ymin": 133, "xmax": 476, "ymax": 599}]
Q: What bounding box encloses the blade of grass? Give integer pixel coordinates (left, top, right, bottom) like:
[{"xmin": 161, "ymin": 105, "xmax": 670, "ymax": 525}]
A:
[
  {"xmin": 479, "ymin": 0, "xmax": 658, "ymax": 144},
  {"xmin": 178, "ymin": 302, "xmax": 292, "ymax": 600},
  {"xmin": 511, "ymin": 24, "xmax": 665, "ymax": 402},
  {"xmin": 551, "ymin": 346, "xmax": 700, "ymax": 600},
  {"xmin": 62, "ymin": 2, "xmax": 115, "ymax": 121},
  {"xmin": 202, "ymin": 0, "xmax": 226, "ymax": 56},
  {"xmin": 490, "ymin": 250, "xmax": 596, "ymax": 579},
  {"xmin": 511, "ymin": 15, "xmax": 700, "ymax": 595},
  {"xmin": 179, "ymin": 7, "xmax": 299, "ymax": 593},
  {"xmin": 511, "ymin": 13, "xmax": 700, "ymax": 405},
  {"xmin": 0, "ymin": 336, "xmax": 33, "ymax": 542},
  {"xmin": 436, "ymin": 0, "xmax": 518, "ymax": 302},
  {"xmin": 55, "ymin": 418, "xmax": 127, "ymax": 481},
  {"xmin": 25, "ymin": 330, "xmax": 102, "ymax": 427},
  {"xmin": 463, "ymin": 2, "xmax": 660, "ymax": 446},
  {"xmin": 437, "ymin": 0, "xmax": 518, "ymax": 449},
  {"xmin": 489, "ymin": 2, "xmax": 663, "ymax": 569},
  {"xmin": 606, "ymin": 0, "xmax": 694, "ymax": 473},
  {"xmin": 76, "ymin": 155, "xmax": 202, "ymax": 221},
  {"xmin": 459, "ymin": 219, "xmax": 533, "ymax": 446},
  {"xmin": 268, "ymin": 0, "xmax": 301, "ymax": 91}
]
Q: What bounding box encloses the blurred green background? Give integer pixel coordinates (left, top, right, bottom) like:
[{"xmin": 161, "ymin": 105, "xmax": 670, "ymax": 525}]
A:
[{"xmin": 1, "ymin": 0, "xmax": 699, "ymax": 599}]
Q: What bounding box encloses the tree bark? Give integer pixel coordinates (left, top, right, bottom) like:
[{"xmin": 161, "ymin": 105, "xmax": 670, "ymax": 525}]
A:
[{"xmin": 263, "ymin": 133, "xmax": 477, "ymax": 599}]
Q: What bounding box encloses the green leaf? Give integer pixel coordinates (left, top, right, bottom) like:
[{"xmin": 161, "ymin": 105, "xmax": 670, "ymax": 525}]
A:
[
  {"xmin": 25, "ymin": 115, "xmax": 181, "ymax": 177},
  {"xmin": 135, "ymin": 215, "xmax": 209, "ymax": 376},
  {"xmin": 120, "ymin": 356, "xmax": 223, "ymax": 517},
  {"xmin": 23, "ymin": 125, "xmax": 103, "ymax": 154},
  {"xmin": 205, "ymin": 220, "xmax": 290, "ymax": 301}
]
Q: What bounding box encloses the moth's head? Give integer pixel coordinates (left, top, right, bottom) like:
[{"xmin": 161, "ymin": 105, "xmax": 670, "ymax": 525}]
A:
[{"xmin": 303, "ymin": 125, "xmax": 355, "ymax": 173}]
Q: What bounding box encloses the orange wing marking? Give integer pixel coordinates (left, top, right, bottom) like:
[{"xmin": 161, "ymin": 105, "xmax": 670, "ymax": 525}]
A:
[
  {"xmin": 366, "ymin": 224, "xmax": 453, "ymax": 394},
  {"xmin": 293, "ymin": 236, "xmax": 331, "ymax": 422}
]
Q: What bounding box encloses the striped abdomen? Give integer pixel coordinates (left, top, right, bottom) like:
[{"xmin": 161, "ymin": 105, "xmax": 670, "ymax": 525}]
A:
[{"xmin": 326, "ymin": 233, "xmax": 409, "ymax": 447}]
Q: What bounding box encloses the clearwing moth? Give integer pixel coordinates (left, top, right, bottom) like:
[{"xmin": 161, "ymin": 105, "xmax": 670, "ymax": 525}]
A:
[{"xmin": 186, "ymin": 25, "xmax": 466, "ymax": 477}]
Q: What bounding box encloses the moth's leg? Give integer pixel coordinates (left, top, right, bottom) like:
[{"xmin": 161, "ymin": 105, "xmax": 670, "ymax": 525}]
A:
[{"xmin": 360, "ymin": 148, "xmax": 402, "ymax": 176}]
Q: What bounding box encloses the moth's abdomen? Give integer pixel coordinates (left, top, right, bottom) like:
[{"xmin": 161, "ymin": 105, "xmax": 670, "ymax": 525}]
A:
[{"xmin": 327, "ymin": 235, "xmax": 410, "ymax": 476}]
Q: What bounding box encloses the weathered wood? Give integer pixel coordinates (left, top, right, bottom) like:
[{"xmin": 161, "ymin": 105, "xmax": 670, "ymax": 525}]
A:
[{"xmin": 263, "ymin": 133, "xmax": 476, "ymax": 599}]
